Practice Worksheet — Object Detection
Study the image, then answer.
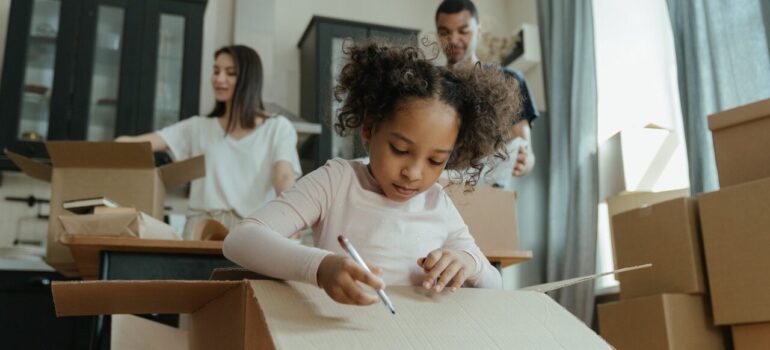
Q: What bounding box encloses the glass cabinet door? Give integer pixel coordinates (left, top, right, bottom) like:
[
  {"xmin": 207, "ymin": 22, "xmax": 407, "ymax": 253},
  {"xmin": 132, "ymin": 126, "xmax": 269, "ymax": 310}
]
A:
[
  {"xmin": 17, "ymin": 0, "xmax": 61, "ymax": 142},
  {"xmin": 86, "ymin": 5, "xmax": 125, "ymax": 141},
  {"xmin": 153, "ymin": 13, "xmax": 185, "ymax": 130}
]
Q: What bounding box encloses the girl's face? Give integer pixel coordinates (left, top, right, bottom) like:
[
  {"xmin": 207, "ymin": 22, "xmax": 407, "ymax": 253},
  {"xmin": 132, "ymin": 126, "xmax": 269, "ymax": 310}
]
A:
[
  {"xmin": 211, "ymin": 53, "xmax": 237, "ymax": 103},
  {"xmin": 362, "ymin": 98, "xmax": 459, "ymax": 202}
]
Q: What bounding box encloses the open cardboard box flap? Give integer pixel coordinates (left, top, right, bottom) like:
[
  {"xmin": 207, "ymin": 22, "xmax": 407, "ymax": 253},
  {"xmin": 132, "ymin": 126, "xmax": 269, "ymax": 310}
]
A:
[
  {"xmin": 5, "ymin": 142, "xmax": 204, "ymax": 189},
  {"xmin": 52, "ymin": 266, "xmax": 648, "ymax": 349}
]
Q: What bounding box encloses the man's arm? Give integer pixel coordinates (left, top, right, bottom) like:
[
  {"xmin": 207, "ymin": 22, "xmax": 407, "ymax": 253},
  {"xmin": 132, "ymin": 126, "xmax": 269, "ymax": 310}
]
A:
[{"xmin": 512, "ymin": 119, "xmax": 535, "ymax": 177}]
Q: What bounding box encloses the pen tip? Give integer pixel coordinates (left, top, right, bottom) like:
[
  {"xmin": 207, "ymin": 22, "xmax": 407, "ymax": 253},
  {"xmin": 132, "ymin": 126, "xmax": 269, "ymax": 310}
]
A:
[{"xmin": 391, "ymin": 310, "xmax": 396, "ymax": 315}]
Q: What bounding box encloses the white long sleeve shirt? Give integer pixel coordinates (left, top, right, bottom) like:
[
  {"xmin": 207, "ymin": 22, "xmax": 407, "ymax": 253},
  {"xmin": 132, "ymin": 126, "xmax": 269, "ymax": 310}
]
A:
[{"xmin": 223, "ymin": 158, "xmax": 502, "ymax": 288}]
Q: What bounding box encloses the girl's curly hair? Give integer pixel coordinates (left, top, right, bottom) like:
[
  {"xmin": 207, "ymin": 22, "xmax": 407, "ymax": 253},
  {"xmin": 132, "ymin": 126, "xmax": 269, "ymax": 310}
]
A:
[{"xmin": 333, "ymin": 39, "xmax": 521, "ymax": 188}]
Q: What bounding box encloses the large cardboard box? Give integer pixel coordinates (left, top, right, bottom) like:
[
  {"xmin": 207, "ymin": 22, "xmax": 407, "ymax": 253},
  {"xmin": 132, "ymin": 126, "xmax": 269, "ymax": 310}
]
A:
[
  {"xmin": 6, "ymin": 142, "xmax": 203, "ymax": 275},
  {"xmin": 599, "ymin": 126, "xmax": 689, "ymax": 200},
  {"xmin": 732, "ymin": 322, "xmax": 770, "ymax": 350},
  {"xmin": 612, "ymin": 198, "xmax": 706, "ymax": 299},
  {"xmin": 708, "ymin": 97, "xmax": 770, "ymax": 187},
  {"xmin": 444, "ymin": 185, "xmax": 518, "ymax": 253},
  {"xmin": 698, "ymin": 176, "xmax": 770, "ymax": 325},
  {"xmin": 598, "ymin": 294, "xmax": 725, "ymax": 350},
  {"xmin": 53, "ymin": 279, "xmax": 611, "ymax": 349}
]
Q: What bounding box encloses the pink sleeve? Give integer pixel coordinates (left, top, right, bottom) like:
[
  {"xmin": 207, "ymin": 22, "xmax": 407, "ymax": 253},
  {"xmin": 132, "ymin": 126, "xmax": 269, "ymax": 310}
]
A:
[
  {"xmin": 442, "ymin": 195, "xmax": 503, "ymax": 289},
  {"xmin": 223, "ymin": 160, "xmax": 346, "ymax": 286}
]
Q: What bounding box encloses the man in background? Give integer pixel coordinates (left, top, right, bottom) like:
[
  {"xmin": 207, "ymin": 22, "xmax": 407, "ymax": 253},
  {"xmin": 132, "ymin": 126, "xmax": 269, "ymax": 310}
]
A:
[{"xmin": 435, "ymin": 0, "xmax": 539, "ymax": 183}]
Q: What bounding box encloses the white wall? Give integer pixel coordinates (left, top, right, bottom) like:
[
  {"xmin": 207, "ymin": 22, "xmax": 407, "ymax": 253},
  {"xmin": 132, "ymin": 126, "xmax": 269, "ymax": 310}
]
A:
[
  {"xmin": 231, "ymin": 0, "xmax": 516, "ymax": 117},
  {"xmin": 198, "ymin": 0, "xmax": 234, "ymax": 114}
]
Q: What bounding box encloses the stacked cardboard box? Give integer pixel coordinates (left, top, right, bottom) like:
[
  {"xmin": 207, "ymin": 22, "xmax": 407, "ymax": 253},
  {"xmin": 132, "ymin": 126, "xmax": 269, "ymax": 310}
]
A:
[
  {"xmin": 6, "ymin": 141, "xmax": 204, "ymax": 275},
  {"xmin": 698, "ymin": 97, "xmax": 770, "ymax": 349},
  {"xmin": 598, "ymin": 97, "xmax": 770, "ymax": 349},
  {"xmin": 598, "ymin": 197, "xmax": 725, "ymax": 350}
]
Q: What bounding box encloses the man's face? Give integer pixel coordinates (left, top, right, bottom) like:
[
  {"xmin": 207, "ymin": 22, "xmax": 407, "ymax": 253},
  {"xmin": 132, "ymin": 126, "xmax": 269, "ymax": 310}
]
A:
[{"xmin": 436, "ymin": 10, "xmax": 480, "ymax": 66}]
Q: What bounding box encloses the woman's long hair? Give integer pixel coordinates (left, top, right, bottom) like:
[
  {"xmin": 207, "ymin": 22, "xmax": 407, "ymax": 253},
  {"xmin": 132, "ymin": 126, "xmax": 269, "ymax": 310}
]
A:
[{"xmin": 207, "ymin": 45, "xmax": 269, "ymax": 133}]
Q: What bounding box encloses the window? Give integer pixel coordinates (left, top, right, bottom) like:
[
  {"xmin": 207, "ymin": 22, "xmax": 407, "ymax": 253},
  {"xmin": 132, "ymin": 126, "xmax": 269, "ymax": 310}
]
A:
[{"xmin": 592, "ymin": 0, "xmax": 690, "ymax": 290}]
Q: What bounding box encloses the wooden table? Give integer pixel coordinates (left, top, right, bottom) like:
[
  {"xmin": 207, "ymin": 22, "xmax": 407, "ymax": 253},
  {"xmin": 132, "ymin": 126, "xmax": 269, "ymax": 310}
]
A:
[
  {"xmin": 62, "ymin": 235, "xmax": 533, "ymax": 279},
  {"xmin": 485, "ymin": 249, "xmax": 533, "ymax": 269},
  {"xmin": 61, "ymin": 235, "xmax": 226, "ymax": 280}
]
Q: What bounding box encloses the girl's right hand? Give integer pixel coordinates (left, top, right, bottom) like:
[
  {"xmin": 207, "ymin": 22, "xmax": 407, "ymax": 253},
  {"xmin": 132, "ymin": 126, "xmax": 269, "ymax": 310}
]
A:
[{"xmin": 316, "ymin": 255, "xmax": 385, "ymax": 305}]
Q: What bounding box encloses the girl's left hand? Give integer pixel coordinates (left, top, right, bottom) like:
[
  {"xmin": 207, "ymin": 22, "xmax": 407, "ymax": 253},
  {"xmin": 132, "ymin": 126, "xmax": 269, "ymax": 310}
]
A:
[{"xmin": 417, "ymin": 249, "xmax": 477, "ymax": 293}]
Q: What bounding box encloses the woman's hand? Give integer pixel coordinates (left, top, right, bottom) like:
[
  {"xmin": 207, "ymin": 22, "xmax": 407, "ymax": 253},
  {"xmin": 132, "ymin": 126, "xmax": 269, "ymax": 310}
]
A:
[
  {"xmin": 316, "ymin": 255, "xmax": 384, "ymax": 305},
  {"xmin": 418, "ymin": 249, "xmax": 477, "ymax": 293}
]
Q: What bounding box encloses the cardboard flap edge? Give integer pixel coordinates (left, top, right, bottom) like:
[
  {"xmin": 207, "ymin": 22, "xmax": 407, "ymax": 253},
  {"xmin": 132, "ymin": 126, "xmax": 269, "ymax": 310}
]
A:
[
  {"xmin": 52, "ymin": 280, "xmax": 245, "ymax": 317},
  {"xmin": 519, "ymin": 264, "xmax": 652, "ymax": 293},
  {"xmin": 159, "ymin": 155, "xmax": 205, "ymax": 188},
  {"xmin": 4, "ymin": 149, "xmax": 52, "ymax": 182}
]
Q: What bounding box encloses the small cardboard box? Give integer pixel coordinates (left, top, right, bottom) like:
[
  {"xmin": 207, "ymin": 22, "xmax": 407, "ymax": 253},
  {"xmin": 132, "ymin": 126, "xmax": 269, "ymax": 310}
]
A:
[
  {"xmin": 732, "ymin": 322, "xmax": 770, "ymax": 350},
  {"xmin": 698, "ymin": 176, "xmax": 770, "ymax": 325},
  {"xmin": 708, "ymin": 97, "xmax": 770, "ymax": 187},
  {"xmin": 444, "ymin": 185, "xmax": 518, "ymax": 252},
  {"xmin": 59, "ymin": 208, "xmax": 182, "ymax": 240},
  {"xmin": 6, "ymin": 141, "xmax": 203, "ymax": 275},
  {"xmin": 612, "ymin": 197, "xmax": 706, "ymax": 299},
  {"xmin": 53, "ymin": 279, "xmax": 611, "ymax": 349},
  {"xmin": 599, "ymin": 125, "xmax": 689, "ymax": 200},
  {"xmin": 598, "ymin": 294, "xmax": 725, "ymax": 350}
]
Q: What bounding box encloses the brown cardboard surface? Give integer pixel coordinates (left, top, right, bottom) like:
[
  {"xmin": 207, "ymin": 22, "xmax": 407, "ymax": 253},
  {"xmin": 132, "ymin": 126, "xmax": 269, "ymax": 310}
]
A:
[
  {"xmin": 53, "ymin": 280, "xmax": 241, "ymax": 316},
  {"xmin": 605, "ymin": 189, "xmax": 690, "ymax": 269},
  {"xmin": 444, "ymin": 185, "xmax": 518, "ymax": 252},
  {"xmin": 606, "ymin": 189, "xmax": 690, "ymax": 218},
  {"xmin": 190, "ymin": 283, "xmax": 250, "ymax": 350},
  {"xmin": 612, "ymin": 198, "xmax": 706, "ymax": 299},
  {"xmin": 732, "ymin": 322, "xmax": 770, "ymax": 350},
  {"xmin": 53, "ymin": 279, "xmax": 611, "ymax": 349},
  {"xmin": 708, "ymin": 97, "xmax": 770, "ymax": 131},
  {"xmin": 58, "ymin": 209, "xmax": 181, "ymax": 240},
  {"xmin": 111, "ymin": 315, "xmax": 188, "ymax": 350},
  {"xmin": 7, "ymin": 141, "xmax": 204, "ymax": 276},
  {"xmin": 598, "ymin": 294, "xmax": 724, "ymax": 350},
  {"xmin": 46, "ymin": 141, "xmax": 155, "ymax": 168},
  {"xmin": 4, "ymin": 149, "xmax": 52, "ymax": 181},
  {"xmin": 698, "ymin": 177, "xmax": 770, "ymax": 325},
  {"xmin": 708, "ymin": 97, "xmax": 770, "ymax": 187},
  {"xmin": 160, "ymin": 155, "xmax": 205, "ymax": 188}
]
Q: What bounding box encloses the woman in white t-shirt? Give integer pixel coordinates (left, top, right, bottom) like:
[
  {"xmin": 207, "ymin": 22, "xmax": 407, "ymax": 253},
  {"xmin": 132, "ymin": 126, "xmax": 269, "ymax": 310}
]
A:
[{"xmin": 116, "ymin": 45, "xmax": 302, "ymax": 239}]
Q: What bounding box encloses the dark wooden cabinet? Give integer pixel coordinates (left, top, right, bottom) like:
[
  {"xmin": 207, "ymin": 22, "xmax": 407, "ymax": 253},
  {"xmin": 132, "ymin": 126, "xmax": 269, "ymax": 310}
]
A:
[
  {"xmin": 297, "ymin": 16, "xmax": 418, "ymax": 173},
  {"xmin": 0, "ymin": 269, "xmax": 91, "ymax": 349},
  {"xmin": 0, "ymin": 0, "xmax": 206, "ymax": 170}
]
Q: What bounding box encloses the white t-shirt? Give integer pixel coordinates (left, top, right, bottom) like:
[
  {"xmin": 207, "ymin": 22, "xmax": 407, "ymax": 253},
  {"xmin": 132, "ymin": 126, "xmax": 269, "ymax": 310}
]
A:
[{"xmin": 157, "ymin": 115, "xmax": 302, "ymax": 218}]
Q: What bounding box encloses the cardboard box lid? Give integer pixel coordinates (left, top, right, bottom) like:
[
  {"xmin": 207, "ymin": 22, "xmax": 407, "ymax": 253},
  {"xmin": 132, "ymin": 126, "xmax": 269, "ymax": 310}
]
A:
[
  {"xmin": 708, "ymin": 97, "xmax": 770, "ymax": 131},
  {"xmin": 53, "ymin": 279, "xmax": 611, "ymax": 349}
]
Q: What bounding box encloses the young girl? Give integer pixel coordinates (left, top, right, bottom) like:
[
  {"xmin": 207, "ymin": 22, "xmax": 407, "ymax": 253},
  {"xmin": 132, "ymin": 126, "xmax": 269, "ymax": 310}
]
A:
[
  {"xmin": 117, "ymin": 45, "xmax": 301, "ymax": 239},
  {"xmin": 224, "ymin": 40, "xmax": 520, "ymax": 306}
]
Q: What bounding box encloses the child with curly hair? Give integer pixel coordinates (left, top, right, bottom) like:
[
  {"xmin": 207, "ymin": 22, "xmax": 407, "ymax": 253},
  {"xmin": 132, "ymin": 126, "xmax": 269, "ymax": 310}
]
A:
[{"xmin": 224, "ymin": 39, "xmax": 520, "ymax": 306}]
